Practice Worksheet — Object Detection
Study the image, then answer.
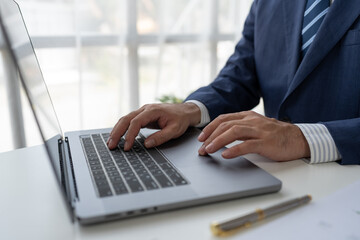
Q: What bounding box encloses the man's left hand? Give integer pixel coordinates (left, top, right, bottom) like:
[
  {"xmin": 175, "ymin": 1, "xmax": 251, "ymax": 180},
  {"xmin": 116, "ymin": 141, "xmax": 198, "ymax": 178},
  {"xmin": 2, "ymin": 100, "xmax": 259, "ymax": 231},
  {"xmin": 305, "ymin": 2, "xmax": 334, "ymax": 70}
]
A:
[{"xmin": 198, "ymin": 111, "xmax": 310, "ymax": 161}]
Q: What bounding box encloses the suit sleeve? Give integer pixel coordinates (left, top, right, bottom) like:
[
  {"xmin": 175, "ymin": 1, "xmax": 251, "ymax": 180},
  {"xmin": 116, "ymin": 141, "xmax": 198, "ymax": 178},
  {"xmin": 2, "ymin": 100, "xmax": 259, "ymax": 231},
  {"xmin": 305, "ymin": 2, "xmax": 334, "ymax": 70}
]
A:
[
  {"xmin": 323, "ymin": 118, "xmax": 360, "ymax": 165},
  {"xmin": 185, "ymin": 1, "xmax": 261, "ymax": 121}
]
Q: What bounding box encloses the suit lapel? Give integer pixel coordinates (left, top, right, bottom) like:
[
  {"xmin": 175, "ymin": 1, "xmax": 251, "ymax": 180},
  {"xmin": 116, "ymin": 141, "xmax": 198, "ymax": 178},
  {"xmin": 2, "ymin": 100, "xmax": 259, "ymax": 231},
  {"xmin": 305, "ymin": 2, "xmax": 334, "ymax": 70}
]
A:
[{"xmin": 282, "ymin": 0, "xmax": 360, "ymax": 101}]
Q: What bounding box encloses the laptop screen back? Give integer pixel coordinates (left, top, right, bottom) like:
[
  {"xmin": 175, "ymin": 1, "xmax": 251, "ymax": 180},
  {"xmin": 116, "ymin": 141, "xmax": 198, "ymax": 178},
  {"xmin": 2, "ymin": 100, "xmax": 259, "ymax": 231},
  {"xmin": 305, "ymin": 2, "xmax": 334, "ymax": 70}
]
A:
[{"xmin": 0, "ymin": 1, "xmax": 64, "ymax": 180}]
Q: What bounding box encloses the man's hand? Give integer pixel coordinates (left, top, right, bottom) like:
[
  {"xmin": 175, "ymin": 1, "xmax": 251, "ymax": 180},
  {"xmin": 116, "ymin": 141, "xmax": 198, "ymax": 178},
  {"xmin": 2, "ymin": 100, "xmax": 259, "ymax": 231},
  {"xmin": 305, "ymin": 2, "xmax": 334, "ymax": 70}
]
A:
[
  {"xmin": 107, "ymin": 103, "xmax": 201, "ymax": 151},
  {"xmin": 198, "ymin": 111, "xmax": 310, "ymax": 161}
]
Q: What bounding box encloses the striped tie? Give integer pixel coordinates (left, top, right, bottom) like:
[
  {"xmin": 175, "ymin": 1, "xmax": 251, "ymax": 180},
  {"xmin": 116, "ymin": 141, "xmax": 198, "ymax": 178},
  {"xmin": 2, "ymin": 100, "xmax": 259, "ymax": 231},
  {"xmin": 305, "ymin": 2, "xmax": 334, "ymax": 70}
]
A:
[{"xmin": 301, "ymin": 0, "xmax": 330, "ymax": 56}]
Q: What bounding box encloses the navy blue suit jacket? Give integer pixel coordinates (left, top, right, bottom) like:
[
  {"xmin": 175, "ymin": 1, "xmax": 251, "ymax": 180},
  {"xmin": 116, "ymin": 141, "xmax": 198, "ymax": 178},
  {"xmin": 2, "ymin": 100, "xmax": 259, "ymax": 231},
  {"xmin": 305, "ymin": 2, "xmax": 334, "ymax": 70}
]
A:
[{"xmin": 185, "ymin": 0, "xmax": 360, "ymax": 165}]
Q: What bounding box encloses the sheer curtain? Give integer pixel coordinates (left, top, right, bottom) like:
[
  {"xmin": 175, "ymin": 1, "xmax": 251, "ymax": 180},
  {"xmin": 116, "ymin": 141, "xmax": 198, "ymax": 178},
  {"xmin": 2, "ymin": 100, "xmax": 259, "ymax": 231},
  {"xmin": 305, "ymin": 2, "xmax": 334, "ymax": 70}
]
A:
[{"xmin": 0, "ymin": 0, "xmax": 254, "ymax": 152}]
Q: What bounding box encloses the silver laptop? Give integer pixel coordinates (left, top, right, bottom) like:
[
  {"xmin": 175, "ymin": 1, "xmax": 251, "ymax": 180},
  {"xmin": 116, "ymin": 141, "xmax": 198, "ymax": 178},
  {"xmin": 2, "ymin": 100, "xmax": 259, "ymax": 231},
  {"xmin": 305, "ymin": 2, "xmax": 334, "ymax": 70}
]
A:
[{"xmin": 0, "ymin": 0, "xmax": 281, "ymax": 225}]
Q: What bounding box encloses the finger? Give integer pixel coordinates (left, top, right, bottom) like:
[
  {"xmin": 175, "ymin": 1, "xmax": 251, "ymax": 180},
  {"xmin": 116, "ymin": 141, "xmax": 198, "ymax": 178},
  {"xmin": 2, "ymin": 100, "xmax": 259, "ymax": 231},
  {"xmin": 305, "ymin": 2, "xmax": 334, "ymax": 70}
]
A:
[
  {"xmin": 110, "ymin": 107, "xmax": 144, "ymax": 137},
  {"xmin": 201, "ymin": 119, "xmax": 243, "ymax": 148},
  {"xmin": 198, "ymin": 112, "xmax": 247, "ymax": 142},
  {"xmin": 198, "ymin": 120, "xmax": 240, "ymax": 155},
  {"xmin": 221, "ymin": 140, "xmax": 260, "ymax": 159},
  {"xmin": 108, "ymin": 108, "xmax": 144, "ymax": 149},
  {"xmin": 144, "ymin": 123, "xmax": 183, "ymax": 148},
  {"xmin": 199, "ymin": 125, "xmax": 259, "ymax": 155},
  {"xmin": 124, "ymin": 108, "xmax": 175, "ymax": 150},
  {"xmin": 123, "ymin": 110, "xmax": 164, "ymax": 150}
]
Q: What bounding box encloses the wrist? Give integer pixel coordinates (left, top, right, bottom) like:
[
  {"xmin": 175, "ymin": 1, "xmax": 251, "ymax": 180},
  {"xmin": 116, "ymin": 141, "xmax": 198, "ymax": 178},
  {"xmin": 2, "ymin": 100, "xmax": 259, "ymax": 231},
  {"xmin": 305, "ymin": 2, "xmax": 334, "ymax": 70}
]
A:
[
  {"xmin": 294, "ymin": 125, "xmax": 311, "ymax": 159},
  {"xmin": 182, "ymin": 102, "xmax": 201, "ymax": 127}
]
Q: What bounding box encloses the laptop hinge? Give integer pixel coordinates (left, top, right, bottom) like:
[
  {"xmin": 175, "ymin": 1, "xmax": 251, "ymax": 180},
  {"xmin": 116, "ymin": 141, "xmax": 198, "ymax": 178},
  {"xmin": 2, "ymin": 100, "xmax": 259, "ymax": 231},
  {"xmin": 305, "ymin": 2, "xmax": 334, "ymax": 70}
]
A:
[
  {"xmin": 58, "ymin": 138, "xmax": 76, "ymax": 222},
  {"xmin": 64, "ymin": 137, "xmax": 79, "ymax": 199}
]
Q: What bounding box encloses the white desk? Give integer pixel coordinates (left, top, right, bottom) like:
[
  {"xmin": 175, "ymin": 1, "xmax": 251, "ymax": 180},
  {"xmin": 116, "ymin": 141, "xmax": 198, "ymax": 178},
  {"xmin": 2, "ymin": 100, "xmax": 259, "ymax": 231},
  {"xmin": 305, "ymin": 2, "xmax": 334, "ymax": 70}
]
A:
[{"xmin": 1, "ymin": 145, "xmax": 359, "ymax": 240}]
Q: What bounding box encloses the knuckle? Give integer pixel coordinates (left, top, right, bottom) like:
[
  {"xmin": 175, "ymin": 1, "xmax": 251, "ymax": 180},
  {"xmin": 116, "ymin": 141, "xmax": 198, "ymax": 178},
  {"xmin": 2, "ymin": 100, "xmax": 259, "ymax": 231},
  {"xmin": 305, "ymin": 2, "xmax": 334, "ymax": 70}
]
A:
[
  {"xmin": 231, "ymin": 125, "xmax": 242, "ymax": 135},
  {"xmin": 147, "ymin": 104, "xmax": 160, "ymax": 112},
  {"xmin": 271, "ymin": 118, "xmax": 279, "ymax": 123},
  {"xmin": 219, "ymin": 121, "xmax": 230, "ymax": 130},
  {"xmin": 119, "ymin": 115, "xmax": 129, "ymax": 123},
  {"xmin": 129, "ymin": 118, "xmax": 140, "ymax": 128},
  {"xmin": 217, "ymin": 114, "xmax": 228, "ymax": 121},
  {"xmin": 249, "ymin": 110, "xmax": 259, "ymax": 116},
  {"xmin": 252, "ymin": 118, "xmax": 261, "ymax": 125},
  {"xmin": 238, "ymin": 111, "xmax": 254, "ymax": 119},
  {"xmin": 244, "ymin": 111, "xmax": 260, "ymax": 120},
  {"xmin": 143, "ymin": 104, "xmax": 160, "ymax": 113},
  {"xmin": 146, "ymin": 104, "xmax": 155, "ymax": 110},
  {"xmin": 241, "ymin": 110, "xmax": 253, "ymax": 116},
  {"xmin": 237, "ymin": 111, "xmax": 245, "ymax": 117},
  {"xmin": 142, "ymin": 104, "xmax": 150, "ymax": 109}
]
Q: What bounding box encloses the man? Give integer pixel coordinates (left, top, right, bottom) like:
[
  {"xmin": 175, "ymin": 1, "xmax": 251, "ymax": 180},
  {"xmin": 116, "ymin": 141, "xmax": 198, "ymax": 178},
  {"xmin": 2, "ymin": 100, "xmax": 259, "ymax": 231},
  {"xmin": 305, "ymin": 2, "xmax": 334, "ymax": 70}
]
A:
[{"xmin": 108, "ymin": 0, "xmax": 360, "ymax": 165}]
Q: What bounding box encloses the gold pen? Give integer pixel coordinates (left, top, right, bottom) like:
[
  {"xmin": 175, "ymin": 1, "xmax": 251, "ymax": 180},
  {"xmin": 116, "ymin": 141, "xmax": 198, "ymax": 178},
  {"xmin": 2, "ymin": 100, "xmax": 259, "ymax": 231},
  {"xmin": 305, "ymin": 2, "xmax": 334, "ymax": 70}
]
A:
[{"xmin": 210, "ymin": 195, "xmax": 312, "ymax": 237}]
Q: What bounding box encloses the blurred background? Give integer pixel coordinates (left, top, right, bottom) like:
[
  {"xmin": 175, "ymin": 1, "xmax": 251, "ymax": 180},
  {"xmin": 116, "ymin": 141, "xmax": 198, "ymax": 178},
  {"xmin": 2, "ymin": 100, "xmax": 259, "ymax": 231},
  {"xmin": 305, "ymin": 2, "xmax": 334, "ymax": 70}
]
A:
[{"xmin": 0, "ymin": 0, "xmax": 259, "ymax": 153}]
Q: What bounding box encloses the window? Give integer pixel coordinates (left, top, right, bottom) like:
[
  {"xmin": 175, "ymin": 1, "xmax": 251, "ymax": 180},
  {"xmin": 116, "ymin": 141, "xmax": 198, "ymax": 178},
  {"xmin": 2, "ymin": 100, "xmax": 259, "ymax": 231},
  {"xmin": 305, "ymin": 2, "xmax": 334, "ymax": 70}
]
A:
[{"xmin": 0, "ymin": 0, "xmax": 254, "ymax": 152}]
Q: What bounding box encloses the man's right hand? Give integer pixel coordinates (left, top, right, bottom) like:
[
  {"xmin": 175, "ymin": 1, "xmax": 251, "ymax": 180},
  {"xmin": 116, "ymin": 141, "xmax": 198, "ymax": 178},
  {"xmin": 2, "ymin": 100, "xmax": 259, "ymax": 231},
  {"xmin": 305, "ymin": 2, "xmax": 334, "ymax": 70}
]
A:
[{"xmin": 107, "ymin": 103, "xmax": 201, "ymax": 151}]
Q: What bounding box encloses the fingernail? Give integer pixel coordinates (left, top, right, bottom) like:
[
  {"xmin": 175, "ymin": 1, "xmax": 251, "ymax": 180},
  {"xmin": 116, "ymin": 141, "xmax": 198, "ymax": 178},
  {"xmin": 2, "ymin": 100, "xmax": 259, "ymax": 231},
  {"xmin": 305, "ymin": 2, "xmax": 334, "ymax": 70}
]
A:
[
  {"xmin": 124, "ymin": 141, "xmax": 130, "ymax": 150},
  {"xmin": 198, "ymin": 132, "xmax": 205, "ymax": 141},
  {"xmin": 145, "ymin": 139, "xmax": 155, "ymax": 148},
  {"xmin": 107, "ymin": 139, "xmax": 113, "ymax": 147},
  {"xmin": 205, "ymin": 143, "xmax": 214, "ymax": 152},
  {"xmin": 222, "ymin": 150, "xmax": 231, "ymax": 158},
  {"xmin": 198, "ymin": 144, "xmax": 206, "ymax": 154}
]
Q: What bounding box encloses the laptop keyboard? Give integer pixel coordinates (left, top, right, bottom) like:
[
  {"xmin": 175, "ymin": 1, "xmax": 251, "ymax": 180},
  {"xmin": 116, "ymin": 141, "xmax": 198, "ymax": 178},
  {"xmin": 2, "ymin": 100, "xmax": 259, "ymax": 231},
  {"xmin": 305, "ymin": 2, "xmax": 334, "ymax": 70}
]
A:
[{"xmin": 81, "ymin": 133, "xmax": 188, "ymax": 198}]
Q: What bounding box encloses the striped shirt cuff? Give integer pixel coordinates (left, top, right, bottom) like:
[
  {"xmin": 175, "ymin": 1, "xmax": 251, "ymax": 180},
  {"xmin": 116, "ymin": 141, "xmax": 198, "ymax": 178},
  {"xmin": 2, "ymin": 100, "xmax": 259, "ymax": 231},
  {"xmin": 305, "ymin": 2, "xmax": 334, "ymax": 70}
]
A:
[
  {"xmin": 296, "ymin": 124, "xmax": 341, "ymax": 164},
  {"xmin": 185, "ymin": 100, "xmax": 211, "ymax": 128}
]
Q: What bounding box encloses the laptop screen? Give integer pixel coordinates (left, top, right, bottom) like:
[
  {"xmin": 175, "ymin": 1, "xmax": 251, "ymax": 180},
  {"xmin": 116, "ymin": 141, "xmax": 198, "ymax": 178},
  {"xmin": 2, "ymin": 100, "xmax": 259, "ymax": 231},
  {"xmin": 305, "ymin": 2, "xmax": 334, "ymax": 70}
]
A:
[{"xmin": 0, "ymin": 1, "xmax": 64, "ymax": 178}]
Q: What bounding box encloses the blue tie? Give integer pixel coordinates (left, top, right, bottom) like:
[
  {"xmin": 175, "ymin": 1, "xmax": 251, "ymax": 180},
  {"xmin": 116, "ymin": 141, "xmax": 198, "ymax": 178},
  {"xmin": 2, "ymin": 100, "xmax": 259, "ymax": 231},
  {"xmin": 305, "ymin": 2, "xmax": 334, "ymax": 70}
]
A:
[{"xmin": 301, "ymin": 0, "xmax": 330, "ymax": 56}]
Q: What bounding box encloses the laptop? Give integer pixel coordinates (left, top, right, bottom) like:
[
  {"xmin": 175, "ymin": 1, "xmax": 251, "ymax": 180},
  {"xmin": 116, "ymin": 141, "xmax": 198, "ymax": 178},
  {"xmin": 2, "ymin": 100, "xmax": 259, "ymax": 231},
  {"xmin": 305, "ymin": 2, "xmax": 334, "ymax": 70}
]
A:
[{"xmin": 0, "ymin": 0, "xmax": 281, "ymax": 225}]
